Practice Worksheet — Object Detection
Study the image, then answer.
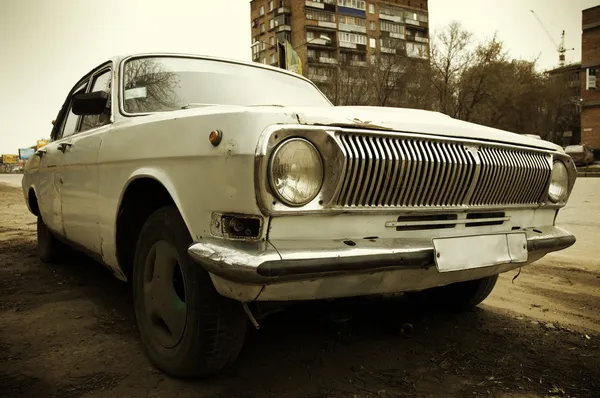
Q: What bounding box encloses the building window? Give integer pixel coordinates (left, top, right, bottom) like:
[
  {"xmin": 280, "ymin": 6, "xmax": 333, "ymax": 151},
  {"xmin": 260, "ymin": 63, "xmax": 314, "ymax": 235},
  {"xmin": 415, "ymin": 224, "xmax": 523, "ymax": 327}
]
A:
[
  {"xmin": 277, "ymin": 31, "xmax": 291, "ymax": 42},
  {"xmin": 368, "ymin": 3, "xmax": 375, "ymax": 13},
  {"xmin": 339, "ymin": 15, "xmax": 366, "ymax": 26},
  {"xmin": 308, "ymin": 49, "xmax": 317, "ymax": 59},
  {"xmin": 341, "ymin": 52, "xmax": 366, "ymax": 62},
  {"xmin": 261, "ymin": 41, "xmax": 267, "ymax": 51},
  {"xmin": 586, "ymin": 68, "xmax": 597, "ymax": 90},
  {"xmin": 380, "ymin": 4, "xmax": 403, "ymax": 17},
  {"xmin": 339, "ymin": 32, "xmax": 367, "ymax": 45},
  {"xmin": 270, "ymin": 54, "xmax": 277, "ymax": 64},
  {"xmin": 406, "ymin": 12, "xmax": 428, "ymax": 22},
  {"xmin": 306, "ymin": 9, "xmax": 336, "ymax": 22},
  {"xmin": 269, "ymin": 19, "xmax": 274, "ymax": 29},
  {"xmin": 259, "ymin": 6, "xmax": 265, "ymax": 16},
  {"xmin": 406, "ymin": 42, "xmax": 428, "ymax": 58},
  {"xmin": 369, "ymin": 21, "xmax": 376, "ymax": 30},
  {"xmin": 269, "ymin": 1, "xmax": 274, "ymax": 11},
  {"xmin": 270, "ymin": 36, "xmax": 276, "ymax": 46},
  {"xmin": 369, "ymin": 37, "xmax": 376, "ymax": 48},
  {"xmin": 381, "ymin": 37, "xmax": 405, "ymax": 50},
  {"xmin": 262, "ymin": 57, "xmax": 267, "ymax": 64},
  {"xmin": 380, "ymin": 21, "xmax": 404, "ymax": 34},
  {"xmin": 309, "ymin": 66, "xmax": 335, "ymax": 77},
  {"xmin": 370, "ymin": 55, "xmax": 376, "ymax": 64},
  {"xmin": 338, "ymin": 0, "xmax": 366, "ymax": 10},
  {"xmin": 260, "ymin": 23, "xmax": 265, "ymax": 33}
]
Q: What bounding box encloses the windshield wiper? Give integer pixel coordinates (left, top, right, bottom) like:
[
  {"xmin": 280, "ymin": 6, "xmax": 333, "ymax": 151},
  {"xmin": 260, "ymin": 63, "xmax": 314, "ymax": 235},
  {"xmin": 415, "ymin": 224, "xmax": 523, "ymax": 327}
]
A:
[
  {"xmin": 181, "ymin": 103, "xmax": 219, "ymax": 109},
  {"xmin": 245, "ymin": 104, "xmax": 286, "ymax": 107}
]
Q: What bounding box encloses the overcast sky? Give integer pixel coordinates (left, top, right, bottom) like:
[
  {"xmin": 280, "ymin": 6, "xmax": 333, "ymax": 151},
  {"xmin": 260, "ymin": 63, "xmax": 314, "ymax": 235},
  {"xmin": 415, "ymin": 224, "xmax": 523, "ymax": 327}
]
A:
[{"xmin": 0, "ymin": 0, "xmax": 596, "ymax": 154}]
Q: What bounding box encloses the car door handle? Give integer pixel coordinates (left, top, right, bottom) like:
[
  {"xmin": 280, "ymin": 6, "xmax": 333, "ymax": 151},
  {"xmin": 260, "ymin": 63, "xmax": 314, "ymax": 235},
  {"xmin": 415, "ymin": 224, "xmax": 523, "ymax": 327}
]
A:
[
  {"xmin": 35, "ymin": 148, "xmax": 47, "ymax": 157},
  {"xmin": 58, "ymin": 142, "xmax": 72, "ymax": 153}
]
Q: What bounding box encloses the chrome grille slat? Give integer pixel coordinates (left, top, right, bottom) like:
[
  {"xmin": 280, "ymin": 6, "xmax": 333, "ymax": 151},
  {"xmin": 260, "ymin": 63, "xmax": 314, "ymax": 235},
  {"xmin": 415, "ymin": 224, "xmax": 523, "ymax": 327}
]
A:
[
  {"xmin": 437, "ymin": 144, "xmax": 454, "ymax": 206},
  {"xmin": 370, "ymin": 137, "xmax": 386, "ymax": 206},
  {"xmin": 379, "ymin": 138, "xmax": 395, "ymax": 206},
  {"xmin": 336, "ymin": 133, "xmax": 551, "ymax": 208},
  {"xmin": 426, "ymin": 142, "xmax": 443, "ymax": 206},
  {"xmin": 401, "ymin": 140, "xmax": 418, "ymax": 206},
  {"xmin": 443, "ymin": 144, "xmax": 460, "ymax": 206}
]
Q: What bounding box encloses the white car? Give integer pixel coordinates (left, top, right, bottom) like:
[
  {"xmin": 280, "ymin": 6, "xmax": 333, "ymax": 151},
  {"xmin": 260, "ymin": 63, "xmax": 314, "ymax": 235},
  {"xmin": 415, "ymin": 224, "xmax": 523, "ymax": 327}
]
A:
[{"xmin": 22, "ymin": 53, "xmax": 577, "ymax": 378}]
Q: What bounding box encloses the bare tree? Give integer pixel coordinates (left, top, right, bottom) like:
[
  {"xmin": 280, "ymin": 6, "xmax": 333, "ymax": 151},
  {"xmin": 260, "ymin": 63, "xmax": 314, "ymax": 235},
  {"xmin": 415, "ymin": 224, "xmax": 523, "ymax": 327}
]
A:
[{"xmin": 123, "ymin": 58, "xmax": 181, "ymax": 113}]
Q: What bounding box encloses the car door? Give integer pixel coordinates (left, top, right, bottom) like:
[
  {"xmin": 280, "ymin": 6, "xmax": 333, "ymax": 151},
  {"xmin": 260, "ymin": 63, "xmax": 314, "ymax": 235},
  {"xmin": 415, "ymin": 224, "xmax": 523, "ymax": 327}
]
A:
[
  {"xmin": 60, "ymin": 65, "xmax": 113, "ymax": 255},
  {"xmin": 36, "ymin": 80, "xmax": 90, "ymax": 237}
]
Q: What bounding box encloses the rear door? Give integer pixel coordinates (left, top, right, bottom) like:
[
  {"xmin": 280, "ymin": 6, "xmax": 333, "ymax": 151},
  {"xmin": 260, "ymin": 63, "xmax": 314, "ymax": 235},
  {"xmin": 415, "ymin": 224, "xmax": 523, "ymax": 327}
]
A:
[{"xmin": 36, "ymin": 80, "xmax": 89, "ymax": 237}]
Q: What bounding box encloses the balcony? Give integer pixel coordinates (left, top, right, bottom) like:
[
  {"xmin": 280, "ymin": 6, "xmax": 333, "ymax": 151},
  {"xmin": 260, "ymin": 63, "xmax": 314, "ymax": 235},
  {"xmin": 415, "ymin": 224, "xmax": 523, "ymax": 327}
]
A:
[
  {"xmin": 406, "ymin": 34, "xmax": 429, "ymax": 43},
  {"xmin": 276, "ymin": 6, "xmax": 291, "ymax": 14},
  {"xmin": 339, "ymin": 23, "xmax": 366, "ymax": 33},
  {"xmin": 379, "ymin": 13, "xmax": 402, "ymax": 23},
  {"xmin": 381, "ymin": 47, "xmax": 397, "ymax": 54},
  {"xmin": 388, "ymin": 32, "xmax": 405, "ymax": 40},
  {"xmin": 305, "ymin": 0, "xmax": 325, "ymax": 8},
  {"xmin": 319, "ymin": 57, "xmax": 338, "ymax": 64},
  {"xmin": 276, "ymin": 25, "xmax": 292, "ymax": 33},
  {"xmin": 308, "ymin": 74, "xmax": 330, "ymax": 82},
  {"xmin": 307, "ymin": 37, "xmax": 334, "ymax": 46},
  {"xmin": 306, "ymin": 19, "xmax": 337, "ymax": 29},
  {"xmin": 350, "ymin": 60, "xmax": 367, "ymax": 67},
  {"xmin": 405, "ymin": 18, "xmax": 428, "ymax": 29}
]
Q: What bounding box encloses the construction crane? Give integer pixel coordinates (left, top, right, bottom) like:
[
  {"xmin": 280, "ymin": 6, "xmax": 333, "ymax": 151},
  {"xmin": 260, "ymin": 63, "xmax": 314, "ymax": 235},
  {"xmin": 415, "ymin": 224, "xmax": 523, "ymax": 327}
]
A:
[{"xmin": 530, "ymin": 10, "xmax": 575, "ymax": 67}]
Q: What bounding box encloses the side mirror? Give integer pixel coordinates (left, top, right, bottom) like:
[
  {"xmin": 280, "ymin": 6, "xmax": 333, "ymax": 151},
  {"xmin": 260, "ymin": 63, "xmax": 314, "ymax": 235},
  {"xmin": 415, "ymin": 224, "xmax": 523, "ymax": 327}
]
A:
[{"xmin": 72, "ymin": 91, "xmax": 108, "ymax": 116}]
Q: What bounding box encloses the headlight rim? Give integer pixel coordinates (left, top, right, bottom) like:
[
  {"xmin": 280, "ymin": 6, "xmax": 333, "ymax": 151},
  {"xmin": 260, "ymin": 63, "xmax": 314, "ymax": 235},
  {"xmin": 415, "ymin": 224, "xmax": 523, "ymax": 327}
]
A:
[
  {"xmin": 268, "ymin": 137, "xmax": 324, "ymax": 207},
  {"xmin": 548, "ymin": 159, "xmax": 569, "ymax": 204}
]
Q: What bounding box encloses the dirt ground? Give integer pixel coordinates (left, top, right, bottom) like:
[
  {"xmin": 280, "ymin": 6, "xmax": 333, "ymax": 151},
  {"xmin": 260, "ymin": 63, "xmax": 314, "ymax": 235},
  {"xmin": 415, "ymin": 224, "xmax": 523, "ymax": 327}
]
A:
[{"xmin": 0, "ymin": 181, "xmax": 599, "ymax": 398}]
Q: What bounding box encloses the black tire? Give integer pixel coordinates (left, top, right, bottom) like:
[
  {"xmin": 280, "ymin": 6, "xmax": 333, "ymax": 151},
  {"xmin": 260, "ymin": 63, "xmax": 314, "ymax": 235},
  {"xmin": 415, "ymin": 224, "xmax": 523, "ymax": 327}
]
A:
[
  {"xmin": 37, "ymin": 216, "xmax": 67, "ymax": 263},
  {"xmin": 132, "ymin": 205, "xmax": 247, "ymax": 378},
  {"xmin": 409, "ymin": 274, "xmax": 499, "ymax": 312}
]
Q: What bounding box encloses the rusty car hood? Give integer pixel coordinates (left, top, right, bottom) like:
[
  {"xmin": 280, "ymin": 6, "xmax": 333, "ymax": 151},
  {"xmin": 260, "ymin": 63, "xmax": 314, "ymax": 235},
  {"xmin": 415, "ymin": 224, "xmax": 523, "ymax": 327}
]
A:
[{"xmin": 279, "ymin": 106, "xmax": 561, "ymax": 152}]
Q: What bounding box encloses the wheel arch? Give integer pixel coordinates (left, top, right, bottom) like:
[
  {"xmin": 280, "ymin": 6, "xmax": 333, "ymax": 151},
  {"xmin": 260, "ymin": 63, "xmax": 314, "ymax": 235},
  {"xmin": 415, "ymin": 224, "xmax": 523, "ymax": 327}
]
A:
[
  {"xmin": 26, "ymin": 186, "xmax": 40, "ymax": 217},
  {"xmin": 114, "ymin": 169, "xmax": 191, "ymax": 281}
]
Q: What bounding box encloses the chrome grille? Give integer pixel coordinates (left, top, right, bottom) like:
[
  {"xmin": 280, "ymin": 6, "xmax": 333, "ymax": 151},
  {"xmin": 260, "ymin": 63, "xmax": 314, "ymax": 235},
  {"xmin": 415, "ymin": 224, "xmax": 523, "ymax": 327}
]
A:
[{"xmin": 336, "ymin": 133, "xmax": 551, "ymax": 208}]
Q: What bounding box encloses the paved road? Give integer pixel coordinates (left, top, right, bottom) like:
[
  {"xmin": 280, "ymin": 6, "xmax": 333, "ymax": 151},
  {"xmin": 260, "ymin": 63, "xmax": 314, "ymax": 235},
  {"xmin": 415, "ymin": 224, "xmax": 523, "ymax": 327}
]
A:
[{"xmin": 0, "ymin": 173, "xmax": 22, "ymax": 188}]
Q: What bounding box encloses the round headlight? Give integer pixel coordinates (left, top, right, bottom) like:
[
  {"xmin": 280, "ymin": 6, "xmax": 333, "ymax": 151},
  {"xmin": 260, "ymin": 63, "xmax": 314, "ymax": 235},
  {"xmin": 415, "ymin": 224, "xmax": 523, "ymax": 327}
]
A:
[
  {"xmin": 548, "ymin": 160, "xmax": 569, "ymax": 203},
  {"xmin": 269, "ymin": 138, "xmax": 323, "ymax": 206}
]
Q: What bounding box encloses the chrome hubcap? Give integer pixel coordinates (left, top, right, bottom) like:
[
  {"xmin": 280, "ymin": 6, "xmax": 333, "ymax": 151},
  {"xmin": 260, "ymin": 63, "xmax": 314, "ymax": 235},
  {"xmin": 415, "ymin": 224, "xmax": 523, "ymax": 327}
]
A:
[{"xmin": 143, "ymin": 240, "xmax": 187, "ymax": 348}]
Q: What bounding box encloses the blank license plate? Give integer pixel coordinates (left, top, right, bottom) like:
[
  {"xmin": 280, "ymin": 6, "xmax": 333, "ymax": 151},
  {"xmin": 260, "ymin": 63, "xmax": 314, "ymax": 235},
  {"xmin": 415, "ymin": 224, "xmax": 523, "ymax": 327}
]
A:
[{"xmin": 433, "ymin": 233, "xmax": 528, "ymax": 273}]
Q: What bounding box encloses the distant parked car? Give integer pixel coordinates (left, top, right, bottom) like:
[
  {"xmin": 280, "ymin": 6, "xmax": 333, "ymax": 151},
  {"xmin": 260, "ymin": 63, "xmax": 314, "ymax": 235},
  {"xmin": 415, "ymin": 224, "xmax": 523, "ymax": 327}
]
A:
[
  {"xmin": 565, "ymin": 144, "xmax": 594, "ymax": 166},
  {"xmin": 21, "ymin": 52, "xmax": 577, "ymax": 379}
]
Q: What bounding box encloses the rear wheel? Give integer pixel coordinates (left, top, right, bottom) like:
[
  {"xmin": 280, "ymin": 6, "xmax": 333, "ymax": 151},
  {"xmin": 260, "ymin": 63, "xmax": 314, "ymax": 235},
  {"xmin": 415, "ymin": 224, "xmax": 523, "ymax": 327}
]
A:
[
  {"xmin": 37, "ymin": 216, "xmax": 67, "ymax": 263},
  {"xmin": 133, "ymin": 205, "xmax": 247, "ymax": 378},
  {"xmin": 409, "ymin": 274, "xmax": 499, "ymax": 312}
]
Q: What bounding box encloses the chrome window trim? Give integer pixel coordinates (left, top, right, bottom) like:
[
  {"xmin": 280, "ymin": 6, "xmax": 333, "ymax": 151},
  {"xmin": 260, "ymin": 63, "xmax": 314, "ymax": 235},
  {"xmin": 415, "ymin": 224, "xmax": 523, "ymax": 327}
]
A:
[{"xmin": 117, "ymin": 53, "xmax": 333, "ymax": 118}]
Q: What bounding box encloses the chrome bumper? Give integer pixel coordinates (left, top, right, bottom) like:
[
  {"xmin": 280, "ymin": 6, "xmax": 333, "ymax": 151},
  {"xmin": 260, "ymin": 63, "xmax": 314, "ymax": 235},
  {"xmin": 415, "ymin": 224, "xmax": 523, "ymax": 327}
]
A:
[{"xmin": 188, "ymin": 226, "xmax": 575, "ymax": 286}]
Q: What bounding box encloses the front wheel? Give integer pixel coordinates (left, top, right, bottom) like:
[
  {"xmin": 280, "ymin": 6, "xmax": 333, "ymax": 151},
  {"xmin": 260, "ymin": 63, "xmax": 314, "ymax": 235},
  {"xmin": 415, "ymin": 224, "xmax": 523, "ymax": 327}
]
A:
[
  {"xmin": 409, "ymin": 274, "xmax": 499, "ymax": 312},
  {"xmin": 133, "ymin": 205, "xmax": 247, "ymax": 378}
]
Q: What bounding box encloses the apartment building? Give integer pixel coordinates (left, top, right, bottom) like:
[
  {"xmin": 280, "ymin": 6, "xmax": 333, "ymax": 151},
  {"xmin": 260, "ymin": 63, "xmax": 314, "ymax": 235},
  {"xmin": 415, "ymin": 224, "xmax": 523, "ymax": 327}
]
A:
[
  {"xmin": 249, "ymin": 0, "xmax": 430, "ymax": 84},
  {"xmin": 581, "ymin": 5, "xmax": 600, "ymax": 158}
]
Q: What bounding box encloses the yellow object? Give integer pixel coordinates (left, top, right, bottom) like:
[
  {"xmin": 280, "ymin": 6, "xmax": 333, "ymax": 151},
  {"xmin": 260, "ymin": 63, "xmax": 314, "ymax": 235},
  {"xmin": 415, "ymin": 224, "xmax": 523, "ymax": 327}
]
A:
[
  {"xmin": 284, "ymin": 42, "xmax": 303, "ymax": 75},
  {"xmin": 36, "ymin": 139, "xmax": 49, "ymax": 150},
  {"xmin": 2, "ymin": 154, "xmax": 18, "ymax": 164}
]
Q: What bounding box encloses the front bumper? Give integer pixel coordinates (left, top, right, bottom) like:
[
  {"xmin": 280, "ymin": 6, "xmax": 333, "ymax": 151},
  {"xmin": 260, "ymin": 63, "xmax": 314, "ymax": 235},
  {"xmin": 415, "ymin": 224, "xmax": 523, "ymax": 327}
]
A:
[{"xmin": 187, "ymin": 226, "xmax": 575, "ymax": 302}]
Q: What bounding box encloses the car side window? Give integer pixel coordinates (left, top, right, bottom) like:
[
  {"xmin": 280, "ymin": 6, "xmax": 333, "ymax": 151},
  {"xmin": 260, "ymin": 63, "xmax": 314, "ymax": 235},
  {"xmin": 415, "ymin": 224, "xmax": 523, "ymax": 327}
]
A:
[
  {"xmin": 80, "ymin": 69, "xmax": 112, "ymax": 132},
  {"xmin": 59, "ymin": 82, "xmax": 89, "ymax": 140}
]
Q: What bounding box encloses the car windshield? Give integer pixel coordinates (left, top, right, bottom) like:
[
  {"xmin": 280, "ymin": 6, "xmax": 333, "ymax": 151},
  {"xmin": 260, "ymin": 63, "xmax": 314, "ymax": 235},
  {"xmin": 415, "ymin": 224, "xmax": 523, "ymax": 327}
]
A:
[{"xmin": 121, "ymin": 56, "xmax": 332, "ymax": 114}]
